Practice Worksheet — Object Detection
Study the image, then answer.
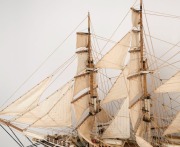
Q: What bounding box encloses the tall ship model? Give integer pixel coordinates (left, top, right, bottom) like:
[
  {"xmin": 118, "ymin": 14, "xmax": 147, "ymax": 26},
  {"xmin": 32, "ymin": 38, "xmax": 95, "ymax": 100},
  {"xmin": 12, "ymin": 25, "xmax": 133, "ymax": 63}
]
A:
[{"xmin": 0, "ymin": 0, "xmax": 180, "ymax": 146}]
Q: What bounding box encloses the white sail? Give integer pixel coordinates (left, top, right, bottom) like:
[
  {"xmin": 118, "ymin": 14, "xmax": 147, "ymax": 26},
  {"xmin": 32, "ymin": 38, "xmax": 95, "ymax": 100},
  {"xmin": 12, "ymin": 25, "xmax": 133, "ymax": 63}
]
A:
[
  {"xmin": 130, "ymin": 101, "xmax": 142, "ymax": 130},
  {"xmin": 78, "ymin": 116, "xmax": 96, "ymax": 146},
  {"xmin": 13, "ymin": 80, "xmax": 74, "ymax": 128},
  {"xmin": 136, "ymin": 136, "xmax": 153, "ymax": 147},
  {"xmin": 0, "ymin": 77, "xmax": 52, "ymax": 115},
  {"xmin": 102, "ymin": 98, "xmax": 130, "ymax": 139},
  {"xmin": 163, "ymin": 112, "xmax": 180, "ymax": 135},
  {"xmin": 131, "ymin": 8, "xmax": 140, "ymax": 28},
  {"xmin": 128, "ymin": 30, "xmax": 142, "ymax": 103},
  {"xmin": 96, "ymin": 32, "xmax": 130, "ymax": 69},
  {"xmin": 74, "ymin": 73, "xmax": 89, "ymax": 97},
  {"xmin": 129, "ymin": 49, "xmax": 141, "ymax": 75},
  {"xmin": 76, "ymin": 32, "xmax": 88, "ymax": 48},
  {"xmin": 129, "ymin": 76, "xmax": 143, "ymax": 103},
  {"xmin": 76, "ymin": 48, "xmax": 88, "ymax": 74},
  {"xmin": 73, "ymin": 94, "xmax": 89, "ymax": 122},
  {"xmin": 155, "ymin": 72, "xmax": 180, "ymax": 93},
  {"xmin": 102, "ymin": 67, "xmax": 129, "ymax": 104}
]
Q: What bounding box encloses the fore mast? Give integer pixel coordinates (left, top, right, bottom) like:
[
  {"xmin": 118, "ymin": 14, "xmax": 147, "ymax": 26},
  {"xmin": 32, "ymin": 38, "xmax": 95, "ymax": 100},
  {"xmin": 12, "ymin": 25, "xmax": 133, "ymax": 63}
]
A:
[{"xmin": 87, "ymin": 12, "xmax": 100, "ymax": 115}]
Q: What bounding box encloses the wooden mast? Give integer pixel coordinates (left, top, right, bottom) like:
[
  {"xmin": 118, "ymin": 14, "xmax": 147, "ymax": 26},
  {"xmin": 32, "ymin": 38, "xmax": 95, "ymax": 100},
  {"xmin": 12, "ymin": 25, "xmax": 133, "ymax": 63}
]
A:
[
  {"xmin": 87, "ymin": 12, "xmax": 97, "ymax": 115},
  {"xmin": 140, "ymin": 0, "xmax": 151, "ymax": 142},
  {"xmin": 0, "ymin": 118, "xmax": 23, "ymax": 132}
]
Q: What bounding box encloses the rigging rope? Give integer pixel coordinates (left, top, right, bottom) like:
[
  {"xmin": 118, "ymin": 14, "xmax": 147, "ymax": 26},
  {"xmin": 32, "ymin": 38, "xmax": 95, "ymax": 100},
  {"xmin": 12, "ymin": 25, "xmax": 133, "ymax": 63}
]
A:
[
  {"xmin": 0, "ymin": 54, "xmax": 76, "ymax": 111},
  {"xmin": 25, "ymin": 136, "xmax": 37, "ymax": 147},
  {"xmin": 8, "ymin": 126, "xmax": 24, "ymax": 147},
  {"xmin": 99, "ymin": 0, "xmax": 138, "ymax": 53},
  {"xmin": 145, "ymin": 9, "xmax": 180, "ymax": 18},
  {"xmin": 145, "ymin": 34, "xmax": 180, "ymax": 48},
  {"xmin": 0, "ymin": 125, "xmax": 23, "ymax": 147},
  {"xmin": 143, "ymin": 13, "xmax": 180, "ymax": 20},
  {"xmin": 0, "ymin": 16, "xmax": 87, "ymax": 109}
]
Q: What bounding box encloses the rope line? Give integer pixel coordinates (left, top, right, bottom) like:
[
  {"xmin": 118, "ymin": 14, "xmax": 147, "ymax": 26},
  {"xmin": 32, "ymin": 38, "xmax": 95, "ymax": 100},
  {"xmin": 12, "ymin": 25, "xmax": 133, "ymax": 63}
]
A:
[
  {"xmin": 1, "ymin": 16, "xmax": 87, "ymax": 108},
  {"xmin": 100, "ymin": 0, "xmax": 138, "ymax": 53},
  {"xmin": 8, "ymin": 126, "xmax": 24, "ymax": 147},
  {"xmin": 0, "ymin": 125, "xmax": 23, "ymax": 147}
]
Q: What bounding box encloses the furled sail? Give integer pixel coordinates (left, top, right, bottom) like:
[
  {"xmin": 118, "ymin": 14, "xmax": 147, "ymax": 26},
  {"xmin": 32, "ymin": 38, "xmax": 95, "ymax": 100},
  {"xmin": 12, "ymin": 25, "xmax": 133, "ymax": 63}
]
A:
[
  {"xmin": 96, "ymin": 32, "xmax": 131, "ymax": 69},
  {"xmin": 0, "ymin": 77, "xmax": 52, "ymax": 115},
  {"xmin": 12, "ymin": 80, "xmax": 74, "ymax": 128},
  {"xmin": 102, "ymin": 67, "xmax": 129, "ymax": 104},
  {"xmin": 102, "ymin": 98, "xmax": 130, "ymax": 139},
  {"xmin": 155, "ymin": 72, "xmax": 180, "ymax": 93},
  {"xmin": 136, "ymin": 136, "xmax": 153, "ymax": 147},
  {"xmin": 76, "ymin": 32, "xmax": 88, "ymax": 48},
  {"xmin": 163, "ymin": 112, "xmax": 180, "ymax": 135}
]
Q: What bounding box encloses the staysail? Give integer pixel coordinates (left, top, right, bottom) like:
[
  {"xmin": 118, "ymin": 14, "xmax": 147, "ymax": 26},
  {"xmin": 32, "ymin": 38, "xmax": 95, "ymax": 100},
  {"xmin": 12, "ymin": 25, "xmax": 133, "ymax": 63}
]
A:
[
  {"xmin": 155, "ymin": 72, "xmax": 180, "ymax": 93},
  {"xmin": 102, "ymin": 67, "xmax": 129, "ymax": 104},
  {"xmin": 11, "ymin": 80, "xmax": 74, "ymax": 128},
  {"xmin": 163, "ymin": 112, "xmax": 180, "ymax": 135},
  {"xmin": 102, "ymin": 98, "xmax": 130, "ymax": 139},
  {"xmin": 96, "ymin": 32, "xmax": 131, "ymax": 69},
  {"xmin": 0, "ymin": 77, "xmax": 52, "ymax": 115}
]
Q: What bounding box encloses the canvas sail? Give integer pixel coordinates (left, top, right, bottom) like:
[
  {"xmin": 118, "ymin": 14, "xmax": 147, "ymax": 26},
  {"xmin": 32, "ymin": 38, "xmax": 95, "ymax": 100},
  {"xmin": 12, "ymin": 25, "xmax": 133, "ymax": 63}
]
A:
[
  {"xmin": 102, "ymin": 98, "xmax": 130, "ymax": 139},
  {"xmin": 0, "ymin": 77, "xmax": 52, "ymax": 115},
  {"xmin": 76, "ymin": 48, "xmax": 88, "ymax": 75},
  {"xmin": 12, "ymin": 80, "xmax": 74, "ymax": 128},
  {"xmin": 136, "ymin": 136, "xmax": 153, "ymax": 147},
  {"xmin": 76, "ymin": 32, "xmax": 88, "ymax": 48},
  {"xmin": 102, "ymin": 67, "xmax": 129, "ymax": 104},
  {"xmin": 163, "ymin": 112, "xmax": 180, "ymax": 135},
  {"xmin": 96, "ymin": 32, "xmax": 130, "ymax": 69},
  {"xmin": 78, "ymin": 116, "xmax": 96, "ymax": 146},
  {"xmin": 72, "ymin": 94, "xmax": 89, "ymax": 123},
  {"xmin": 73, "ymin": 73, "xmax": 89, "ymax": 97},
  {"xmin": 155, "ymin": 72, "xmax": 180, "ymax": 93},
  {"xmin": 131, "ymin": 8, "xmax": 140, "ymax": 28}
]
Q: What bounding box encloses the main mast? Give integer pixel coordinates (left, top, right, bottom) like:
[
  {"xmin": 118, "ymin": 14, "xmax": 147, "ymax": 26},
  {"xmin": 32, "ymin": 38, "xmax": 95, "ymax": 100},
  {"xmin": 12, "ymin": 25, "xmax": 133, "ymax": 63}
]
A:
[{"xmin": 140, "ymin": 0, "xmax": 151, "ymax": 142}]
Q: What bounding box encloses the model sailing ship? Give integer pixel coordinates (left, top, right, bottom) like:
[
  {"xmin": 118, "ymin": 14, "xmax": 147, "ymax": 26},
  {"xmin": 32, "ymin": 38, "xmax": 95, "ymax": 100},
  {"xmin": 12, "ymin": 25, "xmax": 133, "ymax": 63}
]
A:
[{"xmin": 0, "ymin": 0, "xmax": 180, "ymax": 146}]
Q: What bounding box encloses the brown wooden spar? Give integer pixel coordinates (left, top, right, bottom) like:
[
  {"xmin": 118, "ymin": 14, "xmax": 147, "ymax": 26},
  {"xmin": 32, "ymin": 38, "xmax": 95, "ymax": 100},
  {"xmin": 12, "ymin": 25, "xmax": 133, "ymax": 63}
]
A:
[{"xmin": 0, "ymin": 118, "xmax": 23, "ymax": 132}]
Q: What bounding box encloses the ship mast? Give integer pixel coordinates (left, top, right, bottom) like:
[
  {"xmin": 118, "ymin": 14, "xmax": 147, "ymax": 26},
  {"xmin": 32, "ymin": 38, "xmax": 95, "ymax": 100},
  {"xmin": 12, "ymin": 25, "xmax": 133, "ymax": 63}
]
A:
[
  {"xmin": 87, "ymin": 12, "xmax": 98, "ymax": 115},
  {"xmin": 140, "ymin": 0, "xmax": 151, "ymax": 142}
]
